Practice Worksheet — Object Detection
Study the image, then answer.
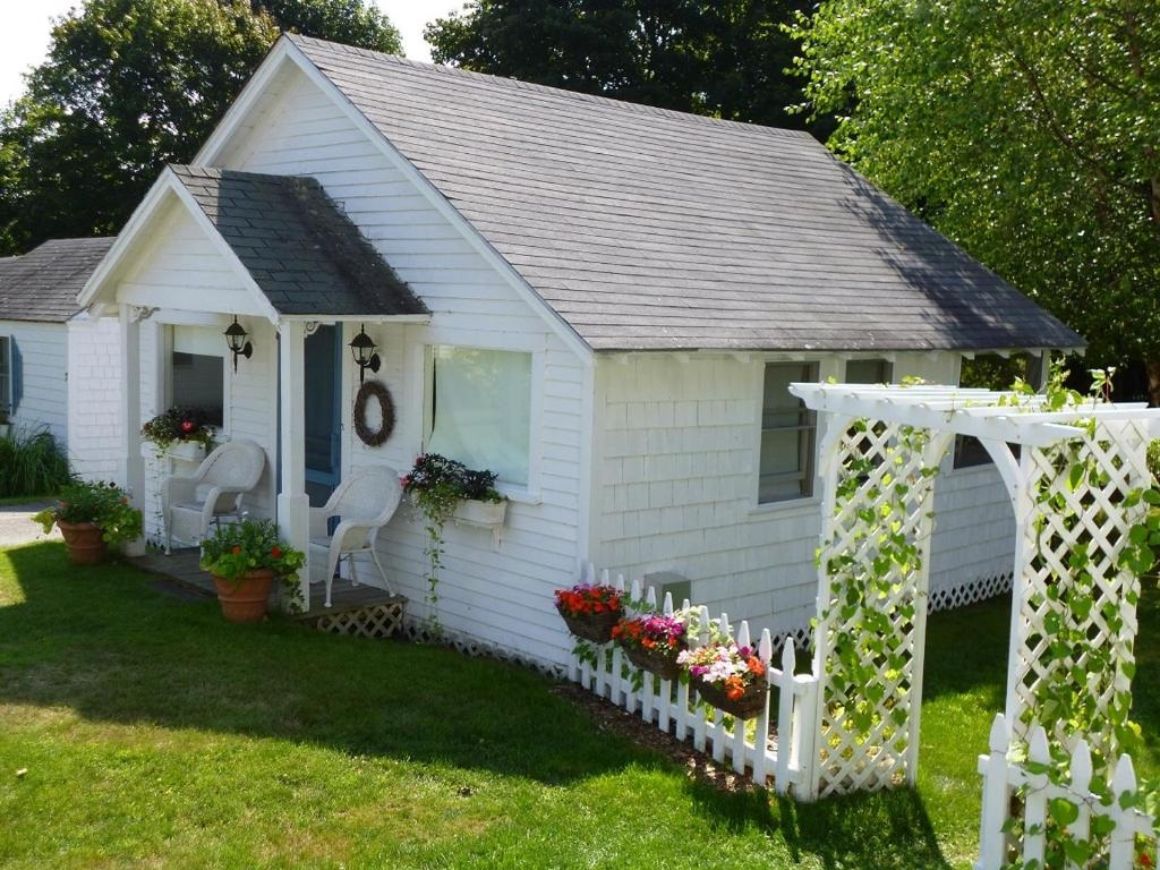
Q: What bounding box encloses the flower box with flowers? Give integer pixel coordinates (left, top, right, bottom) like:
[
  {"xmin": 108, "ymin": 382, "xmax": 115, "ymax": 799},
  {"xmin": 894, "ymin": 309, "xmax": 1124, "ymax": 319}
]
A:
[
  {"xmin": 402, "ymin": 454, "xmax": 507, "ymax": 531},
  {"xmin": 141, "ymin": 407, "xmax": 215, "ymax": 462},
  {"xmin": 678, "ymin": 641, "xmax": 770, "ymax": 719},
  {"xmin": 613, "ymin": 613, "xmax": 687, "ymax": 680},
  {"xmin": 554, "ymin": 583, "xmax": 624, "ymax": 644}
]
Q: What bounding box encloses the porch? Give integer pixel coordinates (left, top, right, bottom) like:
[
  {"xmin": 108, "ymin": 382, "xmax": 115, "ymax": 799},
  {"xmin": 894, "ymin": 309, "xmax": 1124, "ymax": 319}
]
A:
[{"xmin": 132, "ymin": 548, "xmax": 407, "ymax": 638}]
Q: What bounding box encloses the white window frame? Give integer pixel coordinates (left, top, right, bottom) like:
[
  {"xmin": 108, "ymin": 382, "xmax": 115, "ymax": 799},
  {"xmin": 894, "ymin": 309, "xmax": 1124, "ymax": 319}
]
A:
[{"xmin": 421, "ymin": 341, "xmax": 542, "ymax": 502}]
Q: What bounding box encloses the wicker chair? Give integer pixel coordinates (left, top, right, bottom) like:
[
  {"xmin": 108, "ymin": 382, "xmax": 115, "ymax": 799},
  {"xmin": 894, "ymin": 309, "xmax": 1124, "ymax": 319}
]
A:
[
  {"xmin": 162, "ymin": 439, "xmax": 266, "ymax": 553},
  {"xmin": 309, "ymin": 466, "xmax": 401, "ymax": 608}
]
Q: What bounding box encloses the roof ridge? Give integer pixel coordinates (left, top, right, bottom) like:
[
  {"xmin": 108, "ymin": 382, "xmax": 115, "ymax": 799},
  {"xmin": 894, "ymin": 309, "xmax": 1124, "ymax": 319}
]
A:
[{"xmin": 286, "ymin": 33, "xmax": 813, "ymax": 140}]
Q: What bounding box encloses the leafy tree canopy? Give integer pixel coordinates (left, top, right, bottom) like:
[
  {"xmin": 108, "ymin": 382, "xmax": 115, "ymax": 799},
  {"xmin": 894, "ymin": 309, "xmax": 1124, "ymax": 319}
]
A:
[
  {"xmin": 425, "ymin": 0, "xmax": 815, "ymax": 131},
  {"xmin": 0, "ymin": 0, "xmax": 401, "ymax": 254},
  {"xmin": 793, "ymin": 0, "xmax": 1160, "ymax": 396}
]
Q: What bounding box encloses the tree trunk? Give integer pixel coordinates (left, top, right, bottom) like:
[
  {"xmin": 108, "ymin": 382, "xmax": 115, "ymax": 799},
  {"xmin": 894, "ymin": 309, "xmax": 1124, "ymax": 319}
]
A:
[{"xmin": 1146, "ymin": 358, "xmax": 1160, "ymax": 407}]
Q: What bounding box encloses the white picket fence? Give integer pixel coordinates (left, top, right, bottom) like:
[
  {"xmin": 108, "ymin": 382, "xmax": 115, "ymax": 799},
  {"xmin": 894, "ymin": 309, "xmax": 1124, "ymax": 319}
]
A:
[
  {"xmin": 977, "ymin": 714, "xmax": 1157, "ymax": 869},
  {"xmin": 568, "ymin": 566, "xmax": 821, "ymax": 799}
]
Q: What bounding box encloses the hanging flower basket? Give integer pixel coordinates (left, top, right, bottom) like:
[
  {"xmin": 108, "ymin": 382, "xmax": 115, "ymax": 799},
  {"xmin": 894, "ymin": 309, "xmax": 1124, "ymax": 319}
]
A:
[
  {"xmin": 624, "ymin": 643, "xmax": 684, "ymax": 681},
  {"xmin": 692, "ymin": 676, "xmax": 769, "ymax": 719},
  {"xmin": 557, "ymin": 606, "xmax": 622, "ymax": 644},
  {"xmin": 554, "ymin": 583, "xmax": 623, "ymax": 644}
]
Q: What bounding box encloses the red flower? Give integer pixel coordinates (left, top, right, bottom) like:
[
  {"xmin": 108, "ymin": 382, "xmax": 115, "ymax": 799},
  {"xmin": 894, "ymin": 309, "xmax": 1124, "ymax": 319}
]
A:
[
  {"xmin": 180, "ymin": 420, "xmax": 196, "ymax": 433},
  {"xmin": 270, "ymin": 546, "xmax": 282, "ymax": 559}
]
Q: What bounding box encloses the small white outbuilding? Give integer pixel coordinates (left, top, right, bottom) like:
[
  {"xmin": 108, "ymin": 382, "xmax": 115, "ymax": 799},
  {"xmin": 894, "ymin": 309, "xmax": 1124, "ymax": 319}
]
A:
[{"xmin": 72, "ymin": 35, "xmax": 1084, "ymax": 667}]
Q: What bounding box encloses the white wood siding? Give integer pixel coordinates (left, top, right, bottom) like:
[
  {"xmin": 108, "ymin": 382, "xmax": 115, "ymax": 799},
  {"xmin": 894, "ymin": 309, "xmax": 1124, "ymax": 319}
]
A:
[
  {"xmin": 589, "ymin": 352, "xmax": 1016, "ymax": 641},
  {"xmin": 66, "ymin": 314, "xmax": 122, "ymax": 480},
  {"xmin": 217, "ymin": 64, "xmax": 589, "ymax": 666},
  {"xmin": 0, "ymin": 320, "xmax": 69, "ymax": 446}
]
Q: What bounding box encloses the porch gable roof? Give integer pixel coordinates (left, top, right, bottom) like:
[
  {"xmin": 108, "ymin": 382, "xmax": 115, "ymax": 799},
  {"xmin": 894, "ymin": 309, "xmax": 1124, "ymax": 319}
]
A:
[{"xmin": 168, "ymin": 165, "xmax": 428, "ymax": 318}]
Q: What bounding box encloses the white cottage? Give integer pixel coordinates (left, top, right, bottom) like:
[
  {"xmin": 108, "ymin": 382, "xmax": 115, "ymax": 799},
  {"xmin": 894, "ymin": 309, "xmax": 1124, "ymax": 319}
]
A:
[
  {"xmin": 0, "ymin": 237, "xmax": 115, "ymax": 454},
  {"xmin": 72, "ymin": 35, "xmax": 1083, "ymax": 666}
]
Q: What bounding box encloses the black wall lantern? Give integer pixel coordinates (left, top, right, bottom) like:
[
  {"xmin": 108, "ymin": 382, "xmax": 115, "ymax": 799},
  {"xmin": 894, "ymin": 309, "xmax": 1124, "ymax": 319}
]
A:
[
  {"xmin": 349, "ymin": 324, "xmax": 381, "ymax": 383},
  {"xmin": 223, "ymin": 316, "xmax": 253, "ymax": 372}
]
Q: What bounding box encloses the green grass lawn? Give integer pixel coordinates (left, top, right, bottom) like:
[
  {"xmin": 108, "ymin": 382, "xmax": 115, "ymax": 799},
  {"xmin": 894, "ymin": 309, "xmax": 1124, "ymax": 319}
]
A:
[{"xmin": 0, "ymin": 542, "xmax": 1155, "ymax": 868}]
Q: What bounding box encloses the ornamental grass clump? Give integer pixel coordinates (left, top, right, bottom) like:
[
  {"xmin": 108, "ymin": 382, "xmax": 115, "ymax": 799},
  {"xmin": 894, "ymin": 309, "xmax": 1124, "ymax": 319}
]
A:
[
  {"xmin": 679, "ymin": 641, "xmax": 769, "ymax": 719},
  {"xmin": 612, "ymin": 613, "xmax": 687, "ymax": 680},
  {"xmin": 554, "ymin": 583, "xmax": 624, "ymax": 643}
]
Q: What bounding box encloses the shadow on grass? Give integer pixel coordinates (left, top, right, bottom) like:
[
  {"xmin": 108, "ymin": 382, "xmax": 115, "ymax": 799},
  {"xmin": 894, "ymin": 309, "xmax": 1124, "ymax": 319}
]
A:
[{"xmin": 0, "ymin": 543, "xmax": 666, "ymax": 788}]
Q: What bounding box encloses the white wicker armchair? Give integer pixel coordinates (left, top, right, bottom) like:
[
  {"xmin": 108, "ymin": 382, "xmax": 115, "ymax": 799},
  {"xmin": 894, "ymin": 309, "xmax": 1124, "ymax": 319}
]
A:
[
  {"xmin": 162, "ymin": 439, "xmax": 266, "ymax": 553},
  {"xmin": 309, "ymin": 466, "xmax": 401, "ymax": 608}
]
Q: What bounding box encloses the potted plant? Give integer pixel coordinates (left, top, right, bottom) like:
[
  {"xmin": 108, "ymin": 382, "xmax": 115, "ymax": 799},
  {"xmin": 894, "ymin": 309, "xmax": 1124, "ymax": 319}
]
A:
[
  {"xmin": 612, "ymin": 612, "xmax": 688, "ymax": 680},
  {"xmin": 199, "ymin": 519, "xmax": 304, "ymax": 623},
  {"xmin": 554, "ymin": 583, "xmax": 624, "ymax": 643},
  {"xmin": 32, "ymin": 480, "xmax": 144, "ymax": 565},
  {"xmin": 141, "ymin": 407, "xmax": 214, "ymax": 462},
  {"xmin": 678, "ymin": 640, "xmax": 770, "ymax": 719}
]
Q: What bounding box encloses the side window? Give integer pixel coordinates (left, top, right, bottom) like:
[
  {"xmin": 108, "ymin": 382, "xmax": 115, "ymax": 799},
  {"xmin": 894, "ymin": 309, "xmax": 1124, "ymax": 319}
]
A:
[
  {"xmin": 758, "ymin": 362, "xmax": 818, "ymax": 504},
  {"xmin": 955, "ymin": 353, "xmax": 1037, "ymax": 469},
  {"xmin": 845, "ymin": 358, "xmax": 893, "ymax": 385},
  {"xmin": 427, "ymin": 345, "xmax": 533, "ymax": 487}
]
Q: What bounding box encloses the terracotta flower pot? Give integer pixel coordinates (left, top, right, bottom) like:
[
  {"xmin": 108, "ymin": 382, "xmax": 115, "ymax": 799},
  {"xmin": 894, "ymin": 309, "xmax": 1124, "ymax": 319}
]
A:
[
  {"xmin": 693, "ymin": 676, "xmax": 769, "ymax": 720},
  {"xmin": 57, "ymin": 521, "xmax": 108, "ymax": 566},
  {"xmin": 556, "ymin": 605, "xmax": 623, "ymax": 644},
  {"xmin": 212, "ymin": 568, "xmax": 275, "ymax": 624}
]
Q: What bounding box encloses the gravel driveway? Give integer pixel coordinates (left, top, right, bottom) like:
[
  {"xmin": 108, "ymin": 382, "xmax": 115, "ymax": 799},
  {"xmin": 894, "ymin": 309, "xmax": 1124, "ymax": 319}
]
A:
[{"xmin": 0, "ymin": 501, "xmax": 60, "ymax": 549}]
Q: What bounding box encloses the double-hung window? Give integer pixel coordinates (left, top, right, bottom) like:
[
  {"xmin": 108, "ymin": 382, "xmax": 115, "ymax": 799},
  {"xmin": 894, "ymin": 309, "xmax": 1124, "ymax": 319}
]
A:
[
  {"xmin": 170, "ymin": 327, "xmax": 225, "ymax": 426},
  {"xmin": 427, "ymin": 345, "xmax": 532, "ymax": 487},
  {"xmin": 758, "ymin": 362, "xmax": 818, "ymax": 504}
]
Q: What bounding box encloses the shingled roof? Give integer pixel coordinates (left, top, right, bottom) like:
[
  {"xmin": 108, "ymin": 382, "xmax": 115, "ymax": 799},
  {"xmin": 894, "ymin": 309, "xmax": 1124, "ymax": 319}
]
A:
[
  {"xmin": 0, "ymin": 237, "xmax": 116, "ymax": 323},
  {"xmin": 289, "ymin": 35, "xmax": 1082, "ymax": 353},
  {"xmin": 169, "ymin": 165, "xmax": 427, "ymax": 317}
]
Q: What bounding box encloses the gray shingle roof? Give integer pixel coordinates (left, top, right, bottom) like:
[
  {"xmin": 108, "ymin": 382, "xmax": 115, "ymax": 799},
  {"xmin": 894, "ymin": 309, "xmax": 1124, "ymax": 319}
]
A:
[
  {"xmin": 290, "ymin": 34, "xmax": 1083, "ymax": 353},
  {"xmin": 169, "ymin": 165, "xmax": 427, "ymax": 317},
  {"xmin": 0, "ymin": 237, "xmax": 116, "ymax": 323}
]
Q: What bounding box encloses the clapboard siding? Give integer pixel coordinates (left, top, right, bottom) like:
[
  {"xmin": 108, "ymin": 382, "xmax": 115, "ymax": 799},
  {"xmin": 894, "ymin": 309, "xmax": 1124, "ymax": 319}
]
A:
[
  {"xmin": 219, "ymin": 63, "xmax": 588, "ymax": 666},
  {"xmin": 590, "ymin": 351, "xmax": 1016, "ymax": 641},
  {"xmin": 1, "ymin": 320, "xmax": 69, "ymax": 445}
]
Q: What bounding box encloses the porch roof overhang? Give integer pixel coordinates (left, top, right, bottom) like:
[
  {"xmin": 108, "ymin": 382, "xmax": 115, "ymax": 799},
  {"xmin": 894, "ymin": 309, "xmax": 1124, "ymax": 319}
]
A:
[
  {"xmin": 79, "ymin": 165, "xmax": 430, "ymax": 324},
  {"xmin": 789, "ymin": 383, "xmax": 1160, "ymax": 448}
]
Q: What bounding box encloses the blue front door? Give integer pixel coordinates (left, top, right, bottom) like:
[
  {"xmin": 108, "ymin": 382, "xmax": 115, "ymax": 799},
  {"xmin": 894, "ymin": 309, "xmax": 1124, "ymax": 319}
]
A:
[{"xmin": 304, "ymin": 324, "xmax": 341, "ymax": 507}]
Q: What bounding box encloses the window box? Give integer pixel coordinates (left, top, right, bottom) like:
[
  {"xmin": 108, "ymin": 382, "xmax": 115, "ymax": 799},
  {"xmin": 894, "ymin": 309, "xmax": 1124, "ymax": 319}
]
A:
[
  {"xmin": 142, "ymin": 440, "xmax": 208, "ymax": 464},
  {"xmin": 452, "ymin": 498, "xmax": 507, "ymax": 530}
]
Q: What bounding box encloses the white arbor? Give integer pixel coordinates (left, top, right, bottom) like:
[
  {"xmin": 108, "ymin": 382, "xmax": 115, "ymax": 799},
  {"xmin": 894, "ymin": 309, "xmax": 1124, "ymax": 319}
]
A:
[{"xmin": 790, "ymin": 383, "xmax": 1158, "ymax": 860}]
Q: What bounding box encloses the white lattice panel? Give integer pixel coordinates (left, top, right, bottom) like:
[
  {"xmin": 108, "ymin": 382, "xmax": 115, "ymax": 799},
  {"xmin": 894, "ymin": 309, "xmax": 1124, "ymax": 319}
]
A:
[
  {"xmin": 812, "ymin": 421, "xmax": 952, "ymax": 797},
  {"xmin": 1008, "ymin": 419, "xmax": 1152, "ymax": 753}
]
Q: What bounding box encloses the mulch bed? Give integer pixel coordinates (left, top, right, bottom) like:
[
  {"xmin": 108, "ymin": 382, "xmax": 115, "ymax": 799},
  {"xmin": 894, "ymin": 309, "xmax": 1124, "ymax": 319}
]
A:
[{"xmin": 552, "ymin": 683, "xmax": 776, "ymax": 794}]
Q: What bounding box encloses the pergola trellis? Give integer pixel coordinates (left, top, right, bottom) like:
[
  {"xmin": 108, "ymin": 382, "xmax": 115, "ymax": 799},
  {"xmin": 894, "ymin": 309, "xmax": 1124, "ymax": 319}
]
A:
[{"xmin": 787, "ymin": 383, "xmax": 1160, "ymax": 801}]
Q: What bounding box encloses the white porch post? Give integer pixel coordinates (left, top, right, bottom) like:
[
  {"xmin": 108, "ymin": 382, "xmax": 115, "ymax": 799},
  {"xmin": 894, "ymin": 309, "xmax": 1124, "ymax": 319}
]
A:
[
  {"xmin": 277, "ymin": 320, "xmax": 311, "ymax": 608},
  {"xmin": 118, "ymin": 304, "xmax": 146, "ymax": 554}
]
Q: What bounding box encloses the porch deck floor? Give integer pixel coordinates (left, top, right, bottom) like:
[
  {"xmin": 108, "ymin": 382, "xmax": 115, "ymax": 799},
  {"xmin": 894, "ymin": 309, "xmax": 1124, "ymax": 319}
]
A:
[{"xmin": 131, "ymin": 548, "xmax": 402, "ymax": 617}]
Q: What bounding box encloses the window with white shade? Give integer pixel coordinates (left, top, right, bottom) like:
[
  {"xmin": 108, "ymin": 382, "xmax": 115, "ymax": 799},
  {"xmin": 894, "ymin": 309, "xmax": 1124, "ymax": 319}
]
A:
[
  {"xmin": 170, "ymin": 327, "xmax": 225, "ymax": 426},
  {"xmin": 758, "ymin": 362, "xmax": 818, "ymax": 504},
  {"xmin": 427, "ymin": 346, "xmax": 532, "ymax": 486}
]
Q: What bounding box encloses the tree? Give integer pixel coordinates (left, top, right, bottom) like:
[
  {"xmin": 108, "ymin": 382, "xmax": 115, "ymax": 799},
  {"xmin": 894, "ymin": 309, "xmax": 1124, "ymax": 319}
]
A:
[
  {"xmin": 425, "ymin": 0, "xmax": 814, "ymax": 131},
  {"xmin": 0, "ymin": 0, "xmax": 401, "ymax": 254},
  {"xmin": 793, "ymin": 0, "xmax": 1160, "ymax": 400}
]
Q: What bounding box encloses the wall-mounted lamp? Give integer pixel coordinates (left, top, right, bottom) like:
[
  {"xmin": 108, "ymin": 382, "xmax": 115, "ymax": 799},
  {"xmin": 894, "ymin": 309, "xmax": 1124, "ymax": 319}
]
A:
[
  {"xmin": 223, "ymin": 316, "xmax": 253, "ymax": 372},
  {"xmin": 349, "ymin": 324, "xmax": 381, "ymax": 384}
]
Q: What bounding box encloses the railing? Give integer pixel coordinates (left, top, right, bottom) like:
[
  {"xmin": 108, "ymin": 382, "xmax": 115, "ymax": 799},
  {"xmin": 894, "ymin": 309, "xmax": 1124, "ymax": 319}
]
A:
[
  {"xmin": 977, "ymin": 713, "xmax": 1157, "ymax": 869},
  {"xmin": 568, "ymin": 566, "xmax": 820, "ymax": 799}
]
